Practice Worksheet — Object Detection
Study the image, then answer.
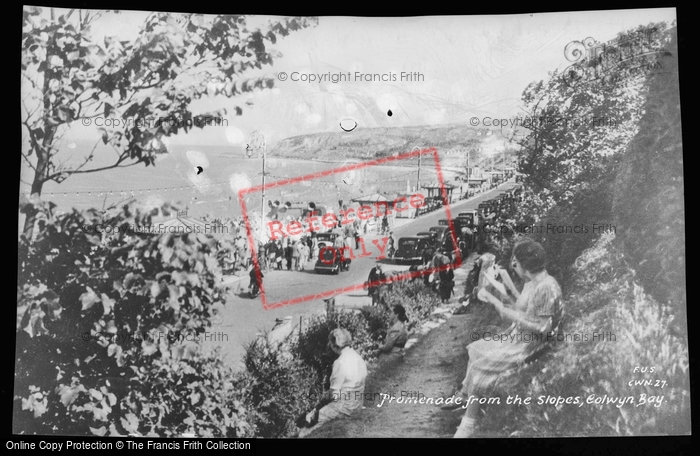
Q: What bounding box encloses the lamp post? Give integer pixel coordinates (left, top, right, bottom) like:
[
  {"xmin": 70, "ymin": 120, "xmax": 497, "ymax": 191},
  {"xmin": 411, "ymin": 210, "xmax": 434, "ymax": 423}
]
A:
[
  {"xmin": 413, "ymin": 146, "xmax": 422, "ymax": 193},
  {"xmin": 412, "ymin": 146, "xmax": 423, "ymax": 218},
  {"xmin": 248, "ymin": 131, "xmax": 266, "ymax": 240}
]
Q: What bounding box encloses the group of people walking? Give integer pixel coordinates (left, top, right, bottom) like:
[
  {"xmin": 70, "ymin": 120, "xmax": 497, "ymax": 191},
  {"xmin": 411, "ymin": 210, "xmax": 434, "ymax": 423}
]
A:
[{"xmin": 261, "ymin": 237, "xmax": 315, "ymax": 271}]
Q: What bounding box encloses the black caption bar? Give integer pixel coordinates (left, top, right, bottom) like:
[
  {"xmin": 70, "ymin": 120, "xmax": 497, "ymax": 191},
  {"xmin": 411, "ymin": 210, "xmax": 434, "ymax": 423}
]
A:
[{"xmin": 5, "ymin": 437, "xmax": 256, "ymax": 452}]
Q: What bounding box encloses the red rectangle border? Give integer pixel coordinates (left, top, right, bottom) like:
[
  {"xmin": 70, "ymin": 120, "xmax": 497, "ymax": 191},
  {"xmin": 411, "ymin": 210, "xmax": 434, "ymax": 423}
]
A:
[{"xmin": 237, "ymin": 147, "xmax": 462, "ymax": 310}]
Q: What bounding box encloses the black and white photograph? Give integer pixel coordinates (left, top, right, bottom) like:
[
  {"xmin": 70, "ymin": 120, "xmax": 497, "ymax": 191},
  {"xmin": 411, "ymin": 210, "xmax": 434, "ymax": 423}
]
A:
[{"xmin": 16, "ymin": 6, "xmax": 687, "ymax": 442}]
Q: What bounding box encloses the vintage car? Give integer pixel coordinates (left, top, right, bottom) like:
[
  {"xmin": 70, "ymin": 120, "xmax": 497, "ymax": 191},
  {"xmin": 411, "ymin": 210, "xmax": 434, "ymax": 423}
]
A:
[
  {"xmin": 313, "ymin": 232, "xmax": 349, "ymax": 274},
  {"xmin": 458, "ymin": 209, "xmax": 478, "ymax": 222},
  {"xmin": 394, "ymin": 236, "xmax": 434, "ymax": 265},
  {"xmin": 438, "ymin": 217, "xmax": 469, "ymax": 233},
  {"xmin": 457, "ymin": 210, "xmax": 477, "ymax": 228},
  {"xmin": 478, "ymin": 201, "xmax": 495, "ymax": 217},
  {"xmin": 429, "ymin": 225, "xmax": 450, "ymax": 243},
  {"xmin": 416, "ymin": 231, "xmax": 440, "ymax": 248}
]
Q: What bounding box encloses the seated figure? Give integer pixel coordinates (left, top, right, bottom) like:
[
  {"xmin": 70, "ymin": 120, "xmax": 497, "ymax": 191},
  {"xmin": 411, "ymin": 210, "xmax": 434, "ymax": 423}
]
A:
[
  {"xmin": 298, "ymin": 328, "xmax": 368, "ymax": 437},
  {"xmin": 373, "ymin": 305, "xmax": 409, "ymax": 360},
  {"xmin": 451, "ymin": 239, "xmax": 564, "ymax": 438}
]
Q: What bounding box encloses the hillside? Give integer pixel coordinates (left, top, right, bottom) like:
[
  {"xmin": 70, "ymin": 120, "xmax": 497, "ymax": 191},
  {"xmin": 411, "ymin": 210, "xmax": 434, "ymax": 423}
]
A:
[{"xmin": 268, "ymin": 123, "xmax": 522, "ymax": 169}]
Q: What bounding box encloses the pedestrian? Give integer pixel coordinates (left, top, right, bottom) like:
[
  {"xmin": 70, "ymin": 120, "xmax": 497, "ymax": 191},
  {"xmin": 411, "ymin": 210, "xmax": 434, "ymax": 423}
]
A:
[
  {"xmin": 381, "ymin": 214, "xmax": 389, "ymax": 235},
  {"xmin": 387, "ymin": 231, "xmax": 396, "ymax": 258},
  {"xmin": 305, "ymin": 236, "xmax": 314, "ymax": 260},
  {"xmin": 276, "ymin": 240, "xmax": 284, "ymax": 270},
  {"xmin": 299, "ymin": 240, "xmax": 309, "ymax": 270},
  {"xmin": 312, "ymin": 236, "xmax": 319, "ymax": 260},
  {"xmin": 366, "ymin": 264, "xmax": 385, "ymax": 306},
  {"xmin": 292, "ymin": 240, "xmax": 301, "ymax": 270},
  {"xmin": 286, "ymin": 242, "xmax": 293, "ymax": 271},
  {"xmin": 439, "ymin": 264, "xmax": 455, "ymax": 303},
  {"xmin": 266, "ymin": 240, "xmax": 277, "ymax": 272}
]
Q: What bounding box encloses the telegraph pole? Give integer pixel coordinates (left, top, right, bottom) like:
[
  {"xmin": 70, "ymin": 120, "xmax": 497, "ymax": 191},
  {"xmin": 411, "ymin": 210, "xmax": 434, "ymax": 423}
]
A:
[
  {"xmin": 413, "ymin": 146, "xmax": 422, "ymax": 193},
  {"xmin": 249, "ymin": 131, "xmax": 266, "ymax": 240},
  {"xmin": 261, "ymin": 148, "xmax": 266, "ymax": 231}
]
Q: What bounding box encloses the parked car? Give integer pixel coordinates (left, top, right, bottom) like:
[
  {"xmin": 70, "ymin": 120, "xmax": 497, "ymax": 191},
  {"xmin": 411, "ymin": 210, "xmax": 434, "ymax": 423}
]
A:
[
  {"xmin": 416, "ymin": 231, "xmax": 439, "ymax": 249},
  {"xmin": 478, "ymin": 202, "xmax": 495, "ymax": 217},
  {"xmin": 458, "ymin": 209, "xmax": 478, "ymax": 224},
  {"xmin": 438, "ymin": 217, "xmax": 469, "ymax": 234},
  {"xmin": 429, "ymin": 225, "xmax": 449, "ymax": 243},
  {"xmin": 394, "ymin": 236, "xmax": 434, "ymax": 265},
  {"xmin": 457, "ymin": 211, "xmax": 477, "ymax": 228}
]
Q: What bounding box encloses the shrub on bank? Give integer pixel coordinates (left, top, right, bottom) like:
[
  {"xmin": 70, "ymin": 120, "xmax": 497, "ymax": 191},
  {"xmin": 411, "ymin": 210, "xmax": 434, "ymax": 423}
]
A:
[
  {"xmin": 244, "ymin": 279, "xmax": 445, "ymax": 437},
  {"xmin": 381, "ymin": 279, "xmax": 442, "ymax": 325},
  {"xmin": 359, "ymin": 305, "xmax": 392, "ymax": 342},
  {"xmin": 15, "ymin": 202, "xmax": 255, "ymax": 437},
  {"xmin": 292, "ymin": 310, "xmax": 377, "ymax": 384},
  {"xmin": 243, "ymin": 336, "xmax": 322, "ymax": 438}
]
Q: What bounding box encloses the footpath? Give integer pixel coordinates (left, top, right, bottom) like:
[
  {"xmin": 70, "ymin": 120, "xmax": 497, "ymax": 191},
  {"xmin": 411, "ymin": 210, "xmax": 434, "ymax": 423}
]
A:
[{"xmin": 305, "ymin": 252, "xmax": 489, "ymax": 438}]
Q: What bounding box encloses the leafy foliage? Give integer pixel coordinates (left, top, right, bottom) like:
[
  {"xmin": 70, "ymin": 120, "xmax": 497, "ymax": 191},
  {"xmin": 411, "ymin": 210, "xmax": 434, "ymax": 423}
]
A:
[
  {"xmin": 381, "ymin": 279, "xmax": 442, "ymax": 324},
  {"xmin": 465, "ymin": 25, "xmax": 686, "ymax": 436},
  {"xmin": 477, "ymin": 234, "xmax": 690, "ymax": 436},
  {"xmin": 15, "ymin": 201, "xmax": 255, "ymax": 437},
  {"xmin": 496, "ymin": 22, "xmax": 678, "ymax": 290},
  {"xmin": 243, "ymin": 337, "xmax": 321, "ymax": 438},
  {"xmin": 359, "ymin": 305, "xmax": 392, "ymax": 341},
  {"xmin": 21, "ymin": 7, "xmax": 317, "ymax": 234},
  {"xmin": 292, "ymin": 310, "xmax": 377, "ymax": 384}
]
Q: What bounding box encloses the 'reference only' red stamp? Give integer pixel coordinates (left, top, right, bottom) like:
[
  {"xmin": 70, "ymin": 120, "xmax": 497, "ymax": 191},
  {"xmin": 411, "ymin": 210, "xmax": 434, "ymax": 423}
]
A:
[{"xmin": 238, "ymin": 147, "xmax": 462, "ymax": 310}]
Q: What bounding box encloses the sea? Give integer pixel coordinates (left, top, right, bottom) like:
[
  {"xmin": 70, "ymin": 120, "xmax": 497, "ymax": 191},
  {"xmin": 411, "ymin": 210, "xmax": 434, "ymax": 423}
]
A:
[{"xmin": 25, "ymin": 141, "xmax": 457, "ymax": 221}]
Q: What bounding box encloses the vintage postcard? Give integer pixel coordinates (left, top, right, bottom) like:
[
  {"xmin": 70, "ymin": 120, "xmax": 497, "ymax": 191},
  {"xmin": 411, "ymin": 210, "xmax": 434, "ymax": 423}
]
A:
[{"xmin": 17, "ymin": 7, "xmax": 686, "ymax": 442}]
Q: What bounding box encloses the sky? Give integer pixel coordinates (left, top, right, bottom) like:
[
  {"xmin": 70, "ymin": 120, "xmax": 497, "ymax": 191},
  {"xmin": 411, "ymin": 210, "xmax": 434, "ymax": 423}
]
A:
[{"xmin": 39, "ymin": 8, "xmax": 677, "ymax": 150}]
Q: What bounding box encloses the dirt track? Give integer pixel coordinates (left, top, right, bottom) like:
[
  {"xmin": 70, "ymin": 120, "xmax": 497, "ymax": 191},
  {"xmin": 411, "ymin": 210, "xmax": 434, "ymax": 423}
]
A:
[
  {"xmin": 308, "ymin": 314, "xmax": 476, "ymax": 438},
  {"xmin": 304, "ymin": 255, "xmax": 483, "ymax": 439}
]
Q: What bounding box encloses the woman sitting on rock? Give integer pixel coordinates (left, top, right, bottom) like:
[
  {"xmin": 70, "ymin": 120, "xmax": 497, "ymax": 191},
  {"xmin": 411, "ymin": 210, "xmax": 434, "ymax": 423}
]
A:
[{"xmin": 452, "ymin": 239, "xmax": 564, "ymax": 438}]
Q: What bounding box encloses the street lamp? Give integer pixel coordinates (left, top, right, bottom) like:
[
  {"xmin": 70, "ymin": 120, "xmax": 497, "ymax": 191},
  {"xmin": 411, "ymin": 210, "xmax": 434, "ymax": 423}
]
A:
[
  {"xmin": 413, "ymin": 146, "xmax": 422, "ymax": 193},
  {"xmin": 248, "ymin": 131, "xmax": 266, "ymax": 239}
]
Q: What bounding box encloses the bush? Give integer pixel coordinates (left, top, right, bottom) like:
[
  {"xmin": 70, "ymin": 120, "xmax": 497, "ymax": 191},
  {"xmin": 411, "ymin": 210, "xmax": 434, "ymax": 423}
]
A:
[
  {"xmin": 476, "ymin": 234, "xmax": 690, "ymax": 436},
  {"xmin": 242, "ymin": 279, "xmax": 445, "ymax": 437},
  {"xmin": 293, "ymin": 310, "xmax": 377, "ymax": 384},
  {"xmin": 243, "ymin": 309, "xmax": 376, "ymax": 438},
  {"xmin": 360, "ymin": 305, "xmax": 392, "ymax": 341},
  {"xmin": 118, "ymin": 348, "xmax": 257, "ymax": 437},
  {"xmin": 15, "ymin": 201, "xmax": 254, "ymax": 437},
  {"xmin": 381, "ymin": 280, "xmax": 441, "ymax": 325},
  {"xmin": 243, "ymin": 337, "xmax": 321, "ymax": 438}
]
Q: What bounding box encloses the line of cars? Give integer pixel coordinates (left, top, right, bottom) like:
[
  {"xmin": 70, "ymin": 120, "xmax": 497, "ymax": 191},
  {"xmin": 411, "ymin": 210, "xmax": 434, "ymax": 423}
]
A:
[
  {"xmin": 392, "ymin": 185, "xmax": 522, "ymax": 265},
  {"xmin": 392, "ymin": 210, "xmax": 477, "ymax": 265}
]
